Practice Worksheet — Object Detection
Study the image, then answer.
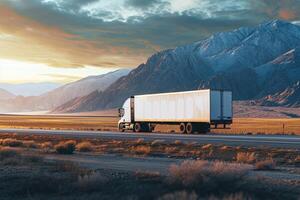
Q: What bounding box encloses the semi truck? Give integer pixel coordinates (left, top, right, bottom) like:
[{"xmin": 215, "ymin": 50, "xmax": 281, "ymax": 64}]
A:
[{"xmin": 118, "ymin": 89, "xmax": 232, "ymax": 134}]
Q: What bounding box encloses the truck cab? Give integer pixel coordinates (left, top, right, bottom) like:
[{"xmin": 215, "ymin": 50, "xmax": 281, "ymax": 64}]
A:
[{"xmin": 118, "ymin": 98, "xmax": 132, "ymax": 131}]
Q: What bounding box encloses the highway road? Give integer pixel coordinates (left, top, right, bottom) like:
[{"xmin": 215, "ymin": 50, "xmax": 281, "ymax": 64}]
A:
[{"xmin": 0, "ymin": 128, "xmax": 299, "ymax": 148}]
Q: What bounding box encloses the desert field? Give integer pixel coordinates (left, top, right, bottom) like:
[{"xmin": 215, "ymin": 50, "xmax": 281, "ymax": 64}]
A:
[
  {"xmin": 0, "ymin": 133, "xmax": 299, "ymax": 199},
  {"xmin": 0, "ymin": 114, "xmax": 300, "ymax": 135}
]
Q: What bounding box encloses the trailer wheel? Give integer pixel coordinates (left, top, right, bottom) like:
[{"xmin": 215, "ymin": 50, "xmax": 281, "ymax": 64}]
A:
[
  {"xmin": 147, "ymin": 123, "xmax": 154, "ymax": 132},
  {"xmin": 134, "ymin": 123, "xmax": 142, "ymax": 132},
  {"xmin": 141, "ymin": 123, "xmax": 150, "ymax": 132},
  {"xmin": 186, "ymin": 123, "xmax": 194, "ymax": 134},
  {"xmin": 179, "ymin": 123, "xmax": 186, "ymax": 134}
]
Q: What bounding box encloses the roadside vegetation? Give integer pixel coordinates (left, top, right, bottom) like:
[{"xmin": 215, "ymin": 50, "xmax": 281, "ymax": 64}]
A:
[
  {"xmin": 0, "ymin": 147, "xmax": 299, "ymax": 200},
  {"xmin": 0, "ymin": 133, "xmax": 299, "ymax": 167}
]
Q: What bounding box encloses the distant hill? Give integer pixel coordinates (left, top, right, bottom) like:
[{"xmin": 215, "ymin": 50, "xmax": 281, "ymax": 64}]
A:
[
  {"xmin": 255, "ymin": 81, "xmax": 300, "ymax": 107},
  {"xmin": 0, "ymin": 69, "xmax": 131, "ymax": 113},
  {"xmin": 37, "ymin": 69, "xmax": 131, "ymax": 109},
  {"xmin": 53, "ymin": 20, "xmax": 300, "ymax": 113},
  {"xmin": 0, "ymin": 82, "xmax": 61, "ymax": 96},
  {"xmin": 0, "ymin": 88, "xmax": 15, "ymax": 100}
]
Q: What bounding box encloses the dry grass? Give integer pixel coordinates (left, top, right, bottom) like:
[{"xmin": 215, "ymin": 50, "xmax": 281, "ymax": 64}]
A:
[
  {"xmin": 1, "ymin": 114, "xmax": 300, "ymax": 135},
  {"xmin": 76, "ymin": 142, "xmax": 93, "ymax": 152},
  {"xmin": 135, "ymin": 138, "xmax": 145, "ymax": 145},
  {"xmin": 40, "ymin": 141, "xmax": 53, "ymax": 150},
  {"xmin": 131, "ymin": 145, "xmax": 151, "ymax": 155},
  {"xmin": 0, "ymin": 114, "xmax": 118, "ymax": 131},
  {"xmin": 202, "ymin": 144, "xmax": 213, "ymax": 150},
  {"xmin": 55, "ymin": 140, "xmax": 77, "ymax": 154},
  {"xmin": 164, "ymin": 147, "xmax": 179, "ymax": 154},
  {"xmin": 0, "ymin": 146, "xmax": 298, "ymax": 200},
  {"xmin": 212, "ymin": 118, "xmax": 300, "ymax": 135},
  {"xmin": 1, "ymin": 138, "xmax": 23, "ymax": 147},
  {"xmin": 168, "ymin": 160, "xmax": 251, "ymax": 187},
  {"xmin": 236, "ymin": 152, "xmax": 257, "ymax": 164},
  {"xmin": 174, "ymin": 140, "xmax": 182, "ymax": 145},
  {"xmin": 0, "ymin": 133, "xmax": 299, "ymax": 167},
  {"xmin": 255, "ymin": 160, "xmax": 276, "ymax": 170},
  {"xmin": 23, "ymin": 140, "xmax": 38, "ymax": 148},
  {"xmin": 151, "ymin": 139, "xmax": 165, "ymax": 146}
]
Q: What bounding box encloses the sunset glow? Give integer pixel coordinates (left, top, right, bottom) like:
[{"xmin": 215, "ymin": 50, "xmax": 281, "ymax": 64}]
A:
[
  {"xmin": 0, "ymin": 59, "xmax": 119, "ymax": 83},
  {"xmin": 0, "ymin": 0, "xmax": 299, "ymax": 84}
]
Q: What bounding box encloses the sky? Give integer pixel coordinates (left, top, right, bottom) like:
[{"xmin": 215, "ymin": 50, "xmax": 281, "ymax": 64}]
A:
[{"xmin": 0, "ymin": 0, "xmax": 300, "ymax": 84}]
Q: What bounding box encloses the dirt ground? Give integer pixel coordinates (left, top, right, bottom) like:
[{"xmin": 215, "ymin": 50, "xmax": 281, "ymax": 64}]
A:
[
  {"xmin": 0, "ymin": 144, "xmax": 299, "ymax": 200},
  {"xmin": 0, "ymin": 131, "xmax": 299, "ymax": 200}
]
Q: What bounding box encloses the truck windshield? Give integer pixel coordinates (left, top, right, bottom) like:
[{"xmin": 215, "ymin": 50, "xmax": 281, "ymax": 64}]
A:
[{"xmin": 118, "ymin": 108, "xmax": 124, "ymax": 117}]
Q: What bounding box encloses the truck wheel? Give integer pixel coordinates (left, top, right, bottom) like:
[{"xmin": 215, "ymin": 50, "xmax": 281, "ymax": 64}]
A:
[
  {"xmin": 119, "ymin": 123, "xmax": 125, "ymax": 132},
  {"xmin": 134, "ymin": 123, "xmax": 142, "ymax": 132},
  {"xmin": 179, "ymin": 123, "xmax": 186, "ymax": 134},
  {"xmin": 147, "ymin": 123, "xmax": 153, "ymax": 133},
  {"xmin": 186, "ymin": 123, "xmax": 194, "ymax": 134}
]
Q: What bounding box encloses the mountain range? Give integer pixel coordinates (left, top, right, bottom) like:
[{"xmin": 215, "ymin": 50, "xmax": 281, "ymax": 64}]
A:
[
  {"xmin": 0, "ymin": 88, "xmax": 15, "ymax": 100},
  {"xmin": 255, "ymin": 81, "xmax": 300, "ymax": 107},
  {"xmin": 0, "ymin": 82, "xmax": 61, "ymax": 96},
  {"xmin": 53, "ymin": 20, "xmax": 300, "ymax": 113},
  {"xmin": 0, "ymin": 69, "xmax": 130, "ymax": 113}
]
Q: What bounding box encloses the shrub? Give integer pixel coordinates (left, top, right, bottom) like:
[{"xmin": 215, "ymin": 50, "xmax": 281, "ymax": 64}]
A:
[
  {"xmin": 236, "ymin": 152, "xmax": 256, "ymax": 164},
  {"xmin": 255, "ymin": 160, "xmax": 276, "ymax": 170},
  {"xmin": 174, "ymin": 140, "xmax": 182, "ymax": 145},
  {"xmin": 135, "ymin": 138, "xmax": 145, "ymax": 145},
  {"xmin": 41, "ymin": 142, "xmax": 53, "ymax": 150},
  {"xmin": 165, "ymin": 147, "xmax": 179, "ymax": 154},
  {"xmin": 201, "ymin": 144, "xmax": 213, "ymax": 150},
  {"xmin": 131, "ymin": 145, "xmax": 151, "ymax": 155},
  {"xmin": 23, "ymin": 140, "xmax": 38, "ymax": 148},
  {"xmin": 1, "ymin": 138, "xmax": 23, "ymax": 147},
  {"xmin": 168, "ymin": 160, "xmax": 251, "ymax": 188},
  {"xmin": 220, "ymin": 145, "xmax": 232, "ymax": 151},
  {"xmin": 151, "ymin": 139, "xmax": 165, "ymax": 146},
  {"xmin": 55, "ymin": 140, "xmax": 76, "ymax": 154},
  {"xmin": 76, "ymin": 142, "xmax": 93, "ymax": 152}
]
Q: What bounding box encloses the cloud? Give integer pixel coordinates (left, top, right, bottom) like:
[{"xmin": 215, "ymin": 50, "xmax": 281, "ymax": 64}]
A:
[
  {"xmin": 279, "ymin": 10, "xmax": 296, "ymax": 20},
  {"xmin": 0, "ymin": 5, "xmax": 144, "ymax": 68},
  {"xmin": 126, "ymin": 0, "xmax": 162, "ymax": 9},
  {"xmin": 0, "ymin": 0, "xmax": 299, "ymax": 70},
  {"xmin": 41, "ymin": 73, "xmax": 83, "ymax": 82}
]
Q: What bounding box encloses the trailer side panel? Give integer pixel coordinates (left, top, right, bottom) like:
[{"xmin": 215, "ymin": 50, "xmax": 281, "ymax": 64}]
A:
[{"xmin": 134, "ymin": 90, "xmax": 211, "ymax": 123}]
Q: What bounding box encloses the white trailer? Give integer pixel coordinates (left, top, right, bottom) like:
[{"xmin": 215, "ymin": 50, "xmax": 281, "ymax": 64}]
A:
[{"xmin": 118, "ymin": 89, "xmax": 232, "ymax": 134}]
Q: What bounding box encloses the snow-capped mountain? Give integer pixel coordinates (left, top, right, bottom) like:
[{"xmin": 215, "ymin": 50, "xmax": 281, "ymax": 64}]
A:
[{"xmin": 54, "ymin": 20, "xmax": 300, "ymax": 113}]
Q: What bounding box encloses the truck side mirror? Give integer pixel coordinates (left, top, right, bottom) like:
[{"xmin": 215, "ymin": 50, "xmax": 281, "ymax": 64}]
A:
[{"xmin": 118, "ymin": 108, "xmax": 124, "ymax": 117}]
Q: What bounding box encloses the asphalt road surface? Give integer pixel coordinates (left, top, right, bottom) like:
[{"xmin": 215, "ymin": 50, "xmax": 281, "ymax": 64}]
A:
[{"xmin": 1, "ymin": 128, "xmax": 300, "ymax": 148}]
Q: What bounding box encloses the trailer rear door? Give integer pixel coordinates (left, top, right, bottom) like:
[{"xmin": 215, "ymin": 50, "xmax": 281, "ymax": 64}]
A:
[{"xmin": 210, "ymin": 90, "xmax": 232, "ymax": 121}]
